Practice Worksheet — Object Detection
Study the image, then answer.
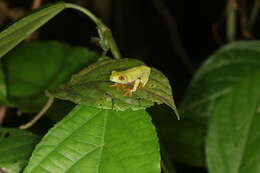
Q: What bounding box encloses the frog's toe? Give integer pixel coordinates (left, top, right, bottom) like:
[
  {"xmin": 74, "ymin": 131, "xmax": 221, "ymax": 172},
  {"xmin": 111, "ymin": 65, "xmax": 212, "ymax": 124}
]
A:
[
  {"xmin": 124, "ymin": 88, "xmax": 133, "ymax": 97},
  {"xmin": 138, "ymin": 83, "xmax": 144, "ymax": 88}
]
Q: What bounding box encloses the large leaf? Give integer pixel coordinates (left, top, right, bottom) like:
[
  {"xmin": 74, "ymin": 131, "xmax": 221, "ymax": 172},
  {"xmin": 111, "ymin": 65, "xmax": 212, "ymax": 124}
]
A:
[
  {"xmin": 0, "ymin": 2, "xmax": 66, "ymax": 59},
  {"xmin": 180, "ymin": 41, "xmax": 260, "ymax": 121},
  {"xmin": 2, "ymin": 41, "xmax": 99, "ymax": 112},
  {"xmin": 52, "ymin": 58, "xmax": 178, "ymax": 115},
  {"xmin": 206, "ymin": 71, "xmax": 260, "ymax": 173},
  {"xmin": 177, "ymin": 41, "xmax": 260, "ymax": 167},
  {"xmin": 0, "ymin": 128, "xmax": 39, "ymax": 173},
  {"xmin": 24, "ymin": 105, "xmax": 160, "ymax": 173}
]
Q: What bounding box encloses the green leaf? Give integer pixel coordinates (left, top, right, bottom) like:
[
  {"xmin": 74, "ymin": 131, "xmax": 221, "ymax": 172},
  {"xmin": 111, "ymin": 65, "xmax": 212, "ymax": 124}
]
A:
[
  {"xmin": 0, "ymin": 2, "xmax": 66, "ymax": 59},
  {"xmin": 0, "ymin": 128, "xmax": 39, "ymax": 173},
  {"xmin": 178, "ymin": 41, "xmax": 260, "ymax": 168},
  {"xmin": 180, "ymin": 41, "xmax": 260, "ymax": 121},
  {"xmin": 51, "ymin": 58, "xmax": 178, "ymax": 115},
  {"xmin": 206, "ymin": 71, "xmax": 260, "ymax": 173},
  {"xmin": 2, "ymin": 41, "xmax": 99, "ymax": 112},
  {"xmin": 0, "ymin": 62, "xmax": 8, "ymax": 105},
  {"xmin": 24, "ymin": 105, "xmax": 160, "ymax": 173}
]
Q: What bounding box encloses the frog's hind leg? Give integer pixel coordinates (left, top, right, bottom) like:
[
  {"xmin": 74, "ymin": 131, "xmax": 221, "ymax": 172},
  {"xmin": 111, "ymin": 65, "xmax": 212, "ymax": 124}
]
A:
[
  {"xmin": 132, "ymin": 78, "xmax": 141, "ymax": 92},
  {"xmin": 140, "ymin": 67, "xmax": 151, "ymax": 87},
  {"xmin": 124, "ymin": 88, "xmax": 133, "ymax": 97},
  {"xmin": 138, "ymin": 83, "xmax": 144, "ymax": 88},
  {"xmin": 124, "ymin": 79, "xmax": 141, "ymax": 97}
]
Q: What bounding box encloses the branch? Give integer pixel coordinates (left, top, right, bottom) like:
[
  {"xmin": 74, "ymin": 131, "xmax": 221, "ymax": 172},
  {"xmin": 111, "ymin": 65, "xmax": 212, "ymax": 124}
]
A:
[
  {"xmin": 19, "ymin": 96, "xmax": 54, "ymax": 129},
  {"xmin": 32, "ymin": 0, "xmax": 42, "ymax": 9},
  {"xmin": 248, "ymin": 0, "xmax": 260, "ymax": 30},
  {"xmin": 226, "ymin": 0, "xmax": 237, "ymax": 42}
]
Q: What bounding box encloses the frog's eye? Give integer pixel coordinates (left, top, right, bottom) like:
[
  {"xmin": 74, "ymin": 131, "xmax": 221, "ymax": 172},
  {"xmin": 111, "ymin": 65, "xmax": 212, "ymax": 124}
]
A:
[{"xmin": 118, "ymin": 76, "xmax": 125, "ymax": 81}]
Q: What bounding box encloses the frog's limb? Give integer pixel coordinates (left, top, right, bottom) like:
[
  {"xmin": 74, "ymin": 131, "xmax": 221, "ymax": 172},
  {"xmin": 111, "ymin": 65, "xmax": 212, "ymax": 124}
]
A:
[
  {"xmin": 138, "ymin": 83, "xmax": 144, "ymax": 88},
  {"xmin": 132, "ymin": 78, "xmax": 141, "ymax": 92},
  {"xmin": 124, "ymin": 88, "xmax": 133, "ymax": 97},
  {"xmin": 124, "ymin": 78, "xmax": 142, "ymax": 97},
  {"xmin": 140, "ymin": 67, "xmax": 151, "ymax": 86},
  {"xmin": 110, "ymin": 83, "xmax": 126, "ymax": 90}
]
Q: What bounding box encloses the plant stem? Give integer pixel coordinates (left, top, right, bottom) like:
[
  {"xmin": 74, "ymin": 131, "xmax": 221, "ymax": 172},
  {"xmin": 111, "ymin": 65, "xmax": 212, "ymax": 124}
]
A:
[
  {"xmin": 239, "ymin": 0, "xmax": 253, "ymax": 39},
  {"xmin": 0, "ymin": 106, "xmax": 7, "ymax": 125},
  {"xmin": 248, "ymin": 0, "xmax": 260, "ymax": 30},
  {"xmin": 65, "ymin": 3, "xmax": 103, "ymax": 26},
  {"xmin": 226, "ymin": 0, "xmax": 237, "ymax": 42},
  {"xmin": 19, "ymin": 96, "xmax": 54, "ymax": 129},
  {"xmin": 32, "ymin": 0, "xmax": 42, "ymax": 9},
  {"xmin": 65, "ymin": 3, "xmax": 122, "ymax": 59}
]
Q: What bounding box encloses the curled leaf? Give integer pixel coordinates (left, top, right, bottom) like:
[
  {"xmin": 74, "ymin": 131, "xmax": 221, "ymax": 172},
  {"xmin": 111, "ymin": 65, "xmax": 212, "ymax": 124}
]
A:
[{"xmin": 51, "ymin": 58, "xmax": 179, "ymax": 117}]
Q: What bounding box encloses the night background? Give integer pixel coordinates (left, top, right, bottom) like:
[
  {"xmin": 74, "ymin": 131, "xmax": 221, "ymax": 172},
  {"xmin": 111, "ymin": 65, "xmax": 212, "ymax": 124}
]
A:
[
  {"xmin": 0, "ymin": 0, "xmax": 260, "ymax": 173},
  {"xmin": 0, "ymin": 0, "xmax": 232, "ymax": 101}
]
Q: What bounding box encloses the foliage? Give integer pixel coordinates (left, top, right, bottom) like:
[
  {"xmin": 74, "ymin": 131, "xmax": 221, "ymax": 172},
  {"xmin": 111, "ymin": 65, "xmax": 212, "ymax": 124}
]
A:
[
  {"xmin": 178, "ymin": 41, "xmax": 260, "ymax": 172},
  {"xmin": 52, "ymin": 58, "xmax": 178, "ymax": 114},
  {"xmin": 24, "ymin": 105, "xmax": 160, "ymax": 173},
  {"xmin": 0, "ymin": 1, "xmax": 259, "ymax": 173},
  {"xmin": 0, "ymin": 128, "xmax": 39, "ymax": 173}
]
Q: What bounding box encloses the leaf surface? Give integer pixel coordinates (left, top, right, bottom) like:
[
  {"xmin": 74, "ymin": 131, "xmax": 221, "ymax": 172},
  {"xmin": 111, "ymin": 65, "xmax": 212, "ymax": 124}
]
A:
[
  {"xmin": 2, "ymin": 41, "xmax": 99, "ymax": 112},
  {"xmin": 0, "ymin": 128, "xmax": 39, "ymax": 173},
  {"xmin": 178, "ymin": 41, "xmax": 260, "ymax": 170},
  {"xmin": 206, "ymin": 71, "xmax": 260, "ymax": 173},
  {"xmin": 52, "ymin": 58, "xmax": 178, "ymax": 116},
  {"xmin": 24, "ymin": 105, "xmax": 160, "ymax": 173},
  {"xmin": 0, "ymin": 2, "xmax": 66, "ymax": 59}
]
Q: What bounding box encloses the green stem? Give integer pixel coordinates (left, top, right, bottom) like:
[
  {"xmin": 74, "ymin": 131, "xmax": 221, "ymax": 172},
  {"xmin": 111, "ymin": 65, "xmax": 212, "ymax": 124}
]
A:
[
  {"xmin": 226, "ymin": 0, "xmax": 237, "ymax": 42},
  {"xmin": 65, "ymin": 3, "xmax": 122, "ymax": 59},
  {"xmin": 19, "ymin": 96, "xmax": 54, "ymax": 129},
  {"xmin": 65, "ymin": 3, "xmax": 103, "ymax": 26},
  {"xmin": 248, "ymin": 0, "xmax": 260, "ymax": 30}
]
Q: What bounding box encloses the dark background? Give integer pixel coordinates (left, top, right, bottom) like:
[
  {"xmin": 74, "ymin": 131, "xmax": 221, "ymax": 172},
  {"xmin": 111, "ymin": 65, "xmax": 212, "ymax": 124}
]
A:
[
  {"xmin": 3, "ymin": 0, "xmax": 239, "ymax": 103},
  {"xmin": 3, "ymin": 0, "xmax": 259, "ymax": 102},
  {"xmin": 1, "ymin": 0, "xmax": 259, "ymax": 172}
]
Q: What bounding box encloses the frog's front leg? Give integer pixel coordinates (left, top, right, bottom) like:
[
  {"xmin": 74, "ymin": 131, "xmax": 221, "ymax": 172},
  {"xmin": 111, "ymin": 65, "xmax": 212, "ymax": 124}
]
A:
[
  {"xmin": 132, "ymin": 78, "xmax": 141, "ymax": 92},
  {"xmin": 110, "ymin": 83, "xmax": 126, "ymax": 90}
]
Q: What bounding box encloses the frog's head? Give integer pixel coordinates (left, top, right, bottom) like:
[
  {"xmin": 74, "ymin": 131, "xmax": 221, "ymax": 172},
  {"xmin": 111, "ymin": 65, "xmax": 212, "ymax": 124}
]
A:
[{"xmin": 110, "ymin": 71, "xmax": 128, "ymax": 84}]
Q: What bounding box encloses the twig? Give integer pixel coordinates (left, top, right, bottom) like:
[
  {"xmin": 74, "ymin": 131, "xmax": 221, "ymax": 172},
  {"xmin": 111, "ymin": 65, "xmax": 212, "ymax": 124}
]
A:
[
  {"xmin": 0, "ymin": 1, "xmax": 25, "ymax": 25},
  {"xmin": 248, "ymin": 0, "xmax": 260, "ymax": 30},
  {"xmin": 212, "ymin": 10, "xmax": 226, "ymax": 45},
  {"xmin": 212, "ymin": 22, "xmax": 223, "ymax": 45},
  {"xmin": 152, "ymin": 0, "xmax": 195, "ymax": 74},
  {"xmin": 239, "ymin": 0, "xmax": 254, "ymax": 39},
  {"xmin": 32, "ymin": 0, "xmax": 42, "ymax": 9},
  {"xmin": 19, "ymin": 96, "xmax": 54, "ymax": 129},
  {"xmin": 25, "ymin": 0, "xmax": 42, "ymax": 41},
  {"xmin": 66, "ymin": 3, "xmax": 122, "ymax": 59},
  {"xmin": 226, "ymin": 0, "xmax": 237, "ymax": 42},
  {"xmin": 0, "ymin": 106, "xmax": 7, "ymax": 125}
]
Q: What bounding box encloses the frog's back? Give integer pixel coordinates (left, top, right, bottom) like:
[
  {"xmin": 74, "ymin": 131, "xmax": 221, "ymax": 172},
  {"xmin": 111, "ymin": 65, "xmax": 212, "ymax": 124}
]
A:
[{"xmin": 124, "ymin": 65, "xmax": 151, "ymax": 82}]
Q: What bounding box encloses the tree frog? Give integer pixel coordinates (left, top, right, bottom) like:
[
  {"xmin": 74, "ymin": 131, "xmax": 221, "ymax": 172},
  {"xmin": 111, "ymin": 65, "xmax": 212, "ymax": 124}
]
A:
[{"xmin": 110, "ymin": 65, "xmax": 151, "ymax": 96}]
